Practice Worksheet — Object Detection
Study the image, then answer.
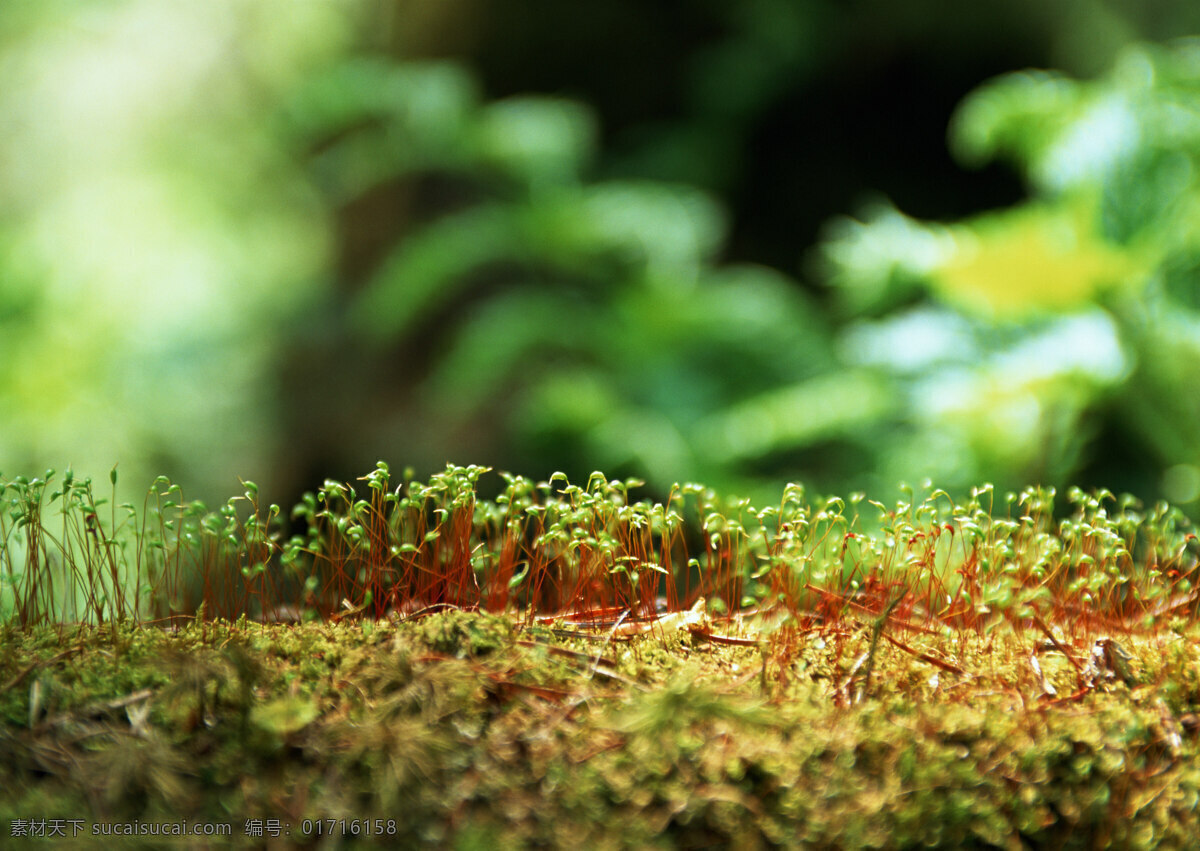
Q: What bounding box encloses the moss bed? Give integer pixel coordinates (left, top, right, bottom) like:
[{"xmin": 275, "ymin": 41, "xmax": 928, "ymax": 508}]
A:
[
  {"xmin": 5, "ymin": 465, "xmax": 1200, "ymax": 847},
  {"xmin": 2, "ymin": 608, "xmax": 1199, "ymax": 849}
]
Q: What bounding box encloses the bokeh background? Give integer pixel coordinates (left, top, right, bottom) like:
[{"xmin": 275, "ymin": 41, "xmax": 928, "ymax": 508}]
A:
[{"xmin": 4, "ymin": 0, "xmax": 1200, "ymax": 512}]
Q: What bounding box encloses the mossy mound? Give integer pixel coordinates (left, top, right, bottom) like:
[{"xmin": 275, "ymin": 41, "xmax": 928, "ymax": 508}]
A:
[{"xmin": 1, "ymin": 612, "xmax": 1198, "ymax": 849}]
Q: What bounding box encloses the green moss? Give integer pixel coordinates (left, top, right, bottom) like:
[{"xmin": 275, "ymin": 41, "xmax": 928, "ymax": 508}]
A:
[
  {"xmin": 4, "ymin": 464, "xmax": 1200, "ymax": 846},
  {"xmin": 417, "ymin": 610, "xmax": 514, "ymax": 657},
  {"xmin": 5, "ymin": 612, "xmax": 1193, "ymax": 848}
]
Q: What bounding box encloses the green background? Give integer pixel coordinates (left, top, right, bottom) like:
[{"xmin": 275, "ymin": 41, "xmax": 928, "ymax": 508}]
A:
[{"xmin": 3, "ymin": 0, "xmax": 1200, "ymax": 511}]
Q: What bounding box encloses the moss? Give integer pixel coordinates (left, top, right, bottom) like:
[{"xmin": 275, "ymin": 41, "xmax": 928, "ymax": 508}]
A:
[
  {"xmin": 417, "ymin": 610, "xmax": 514, "ymax": 657},
  {"xmin": 0, "ymin": 611, "xmax": 1198, "ymax": 848}
]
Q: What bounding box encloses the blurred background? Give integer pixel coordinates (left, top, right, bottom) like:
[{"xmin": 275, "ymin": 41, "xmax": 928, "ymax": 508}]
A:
[{"xmin": 4, "ymin": 0, "xmax": 1200, "ymax": 512}]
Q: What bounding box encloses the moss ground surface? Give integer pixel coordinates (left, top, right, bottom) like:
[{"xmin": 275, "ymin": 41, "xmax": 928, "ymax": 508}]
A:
[{"xmin": 2, "ymin": 610, "xmax": 1200, "ymax": 849}]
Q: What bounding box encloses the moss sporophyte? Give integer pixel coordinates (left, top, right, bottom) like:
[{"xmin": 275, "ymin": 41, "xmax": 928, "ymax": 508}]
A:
[{"xmin": 2, "ymin": 464, "xmax": 1200, "ymax": 847}]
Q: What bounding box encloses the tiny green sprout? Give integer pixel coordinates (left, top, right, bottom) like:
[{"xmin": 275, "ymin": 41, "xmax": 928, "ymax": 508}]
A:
[{"xmin": 508, "ymin": 563, "xmax": 530, "ymax": 589}]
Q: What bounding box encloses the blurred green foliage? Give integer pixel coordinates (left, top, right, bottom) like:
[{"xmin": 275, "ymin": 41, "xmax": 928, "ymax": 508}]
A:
[
  {"xmin": 3, "ymin": 3, "xmax": 1200, "ymax": 512},
  {"xmin": 0, "ymin": 2, "xmax": 354, "ymax": 498},
  {"xmin": 295, "ymin": 39, "xmax": 1200, "ymax": 508},
  {"xmin": 822, "ymin": 39, "xmax": 1200, "ymax": 505},
  {"xmin": 287, "ymin": 58, "xmax": 856, "ymax": 498}
]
